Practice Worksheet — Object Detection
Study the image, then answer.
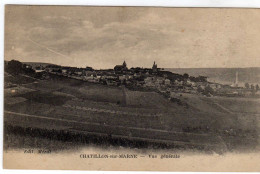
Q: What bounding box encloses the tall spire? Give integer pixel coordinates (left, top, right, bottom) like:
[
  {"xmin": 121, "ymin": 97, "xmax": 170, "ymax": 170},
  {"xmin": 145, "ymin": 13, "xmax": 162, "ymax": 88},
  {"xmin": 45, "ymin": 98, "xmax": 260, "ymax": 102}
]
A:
[
  {"xmin": 152, "ymin": 61, "xmax": 157, "ymax": 72},
  {"xmin": 153, "ymin": 61, "xmax": 157, "ymax": 68},
  {"xmin": 123, "ymin": 60, "xmax": 127, "ymax": 67}
]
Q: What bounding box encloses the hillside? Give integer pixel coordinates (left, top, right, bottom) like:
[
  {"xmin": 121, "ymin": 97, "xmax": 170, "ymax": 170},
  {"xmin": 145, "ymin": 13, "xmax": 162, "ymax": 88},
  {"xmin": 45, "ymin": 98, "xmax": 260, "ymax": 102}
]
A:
[
  {"xmin": 22, "ymin": 62, "xmax": 58, "ymax": 68},
  {"xmin": 4, "ymin": 73, "xmax": 259, "ymax": 152}
]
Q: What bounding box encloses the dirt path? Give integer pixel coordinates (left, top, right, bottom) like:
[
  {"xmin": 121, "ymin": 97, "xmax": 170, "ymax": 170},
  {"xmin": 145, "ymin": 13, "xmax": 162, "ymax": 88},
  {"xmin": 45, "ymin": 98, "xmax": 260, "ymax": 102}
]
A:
[
  {"xmin": 212, "ymin": 102, "xmax": 234, "ymax": 114},
  {"xmin": 63, "ymin": 104, "xmax": 162, "ymax": 117}
]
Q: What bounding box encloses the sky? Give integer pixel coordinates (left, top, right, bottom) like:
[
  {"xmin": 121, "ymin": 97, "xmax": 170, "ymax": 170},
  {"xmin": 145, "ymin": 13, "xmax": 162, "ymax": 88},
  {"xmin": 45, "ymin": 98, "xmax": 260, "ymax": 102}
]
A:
[{"xmin": 4, "ymin": 6, "xmax": 260, "ymax": 69}]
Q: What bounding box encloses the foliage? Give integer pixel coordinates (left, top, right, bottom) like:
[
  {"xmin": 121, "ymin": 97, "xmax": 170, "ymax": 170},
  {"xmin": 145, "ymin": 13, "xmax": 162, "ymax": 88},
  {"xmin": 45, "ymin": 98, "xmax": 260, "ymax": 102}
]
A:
[
  {"xmin": 5, "ymin": 60, "xmax": 23, "ymax": 75},
  {"xmin": 245, "ymin": 83, "xmax": 250, "ymax": 89},
  {"xmin": 256, "ymin": 84, "xmax": 259, "ymax": 92}
]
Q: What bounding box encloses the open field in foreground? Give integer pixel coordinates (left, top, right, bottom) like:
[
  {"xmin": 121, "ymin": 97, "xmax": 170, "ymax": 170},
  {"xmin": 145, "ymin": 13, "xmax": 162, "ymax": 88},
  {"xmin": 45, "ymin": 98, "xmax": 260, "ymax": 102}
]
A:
[{"xmin": 4, "ymin": 74, "xmax": 260, "ymax": 153}]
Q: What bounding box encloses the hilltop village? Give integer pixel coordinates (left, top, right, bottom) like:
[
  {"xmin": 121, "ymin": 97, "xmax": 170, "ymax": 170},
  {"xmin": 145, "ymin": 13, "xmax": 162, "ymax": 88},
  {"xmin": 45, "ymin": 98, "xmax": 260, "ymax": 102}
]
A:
[{"xmin": 5, "ymin": 60, "xmax": 260, "ymax": 99}]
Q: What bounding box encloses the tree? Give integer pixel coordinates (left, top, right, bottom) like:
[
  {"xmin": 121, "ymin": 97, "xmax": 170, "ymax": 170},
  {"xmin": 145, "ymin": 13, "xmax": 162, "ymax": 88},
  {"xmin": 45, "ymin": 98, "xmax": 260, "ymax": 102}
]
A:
[
  {"xmin": 256, "ymin": 84, "xmax": 259, "ymax": 92},
  {"xmin": 245, "ymin": 83, "xmax": 250, "ymax": 89},
  {"xmin": 251, "ymin": 84, "xmax": 255, "ymax": 90},
  {"xmin": 5, "ymin": 60, "xmax": 23, "ymax": 75},
  {"xmin": 204, "ymin": 85, "xmax": 214, "ymax": 95},
  {"xmin": 198, "ymin": 76, "xmax": 207, "ymax": 82},
  {"xmin": 197, "ymin": 86, "xmax": 203, "ymax": 93},
  {"xmin": 183, "ymin": 73, "xmax": 189, "ymax": 79},
  {"xmin": 86, "ymin": 66, "xmax": 94, "ymax": 71}
]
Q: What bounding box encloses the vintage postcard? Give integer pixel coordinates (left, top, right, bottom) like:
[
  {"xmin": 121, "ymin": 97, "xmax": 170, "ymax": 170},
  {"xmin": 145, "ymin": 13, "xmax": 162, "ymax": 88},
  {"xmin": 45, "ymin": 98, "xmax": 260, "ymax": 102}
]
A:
[{"xmin": 3, "ymin": 5, "xmax": 260, "ymax": 171}]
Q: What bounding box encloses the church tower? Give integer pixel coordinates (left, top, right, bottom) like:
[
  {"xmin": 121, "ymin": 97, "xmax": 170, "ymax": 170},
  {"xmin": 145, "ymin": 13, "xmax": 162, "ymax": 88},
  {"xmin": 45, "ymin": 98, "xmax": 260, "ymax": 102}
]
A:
[
  {"xmin": 152, "ymin": 61, "xmax": 158, "ymax": 73},
  {"xmin": 122, "ymin": 60, "xmax": 127, "ymax": 68}
]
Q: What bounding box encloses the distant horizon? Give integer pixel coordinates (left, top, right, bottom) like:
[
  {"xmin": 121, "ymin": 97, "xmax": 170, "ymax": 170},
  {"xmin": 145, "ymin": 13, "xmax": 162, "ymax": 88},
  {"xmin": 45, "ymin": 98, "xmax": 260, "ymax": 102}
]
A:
[{"xmin": 5, "ymin": 59, "xmax": 260, "ymax": 70}]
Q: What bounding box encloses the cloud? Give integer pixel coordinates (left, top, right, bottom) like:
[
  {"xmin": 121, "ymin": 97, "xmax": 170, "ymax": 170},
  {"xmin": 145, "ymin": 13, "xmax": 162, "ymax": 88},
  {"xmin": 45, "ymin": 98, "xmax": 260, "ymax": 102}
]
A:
[{"xmin": 4, "ymin": 6, "xmax": 260, "ymax": 68}]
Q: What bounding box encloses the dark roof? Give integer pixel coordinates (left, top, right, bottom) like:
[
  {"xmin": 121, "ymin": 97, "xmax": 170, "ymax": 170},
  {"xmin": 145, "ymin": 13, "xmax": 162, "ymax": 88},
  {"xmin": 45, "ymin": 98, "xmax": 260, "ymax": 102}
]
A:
[{"xmin": 114, "ymin": 65, "xmax": 124, "ymax": 68}]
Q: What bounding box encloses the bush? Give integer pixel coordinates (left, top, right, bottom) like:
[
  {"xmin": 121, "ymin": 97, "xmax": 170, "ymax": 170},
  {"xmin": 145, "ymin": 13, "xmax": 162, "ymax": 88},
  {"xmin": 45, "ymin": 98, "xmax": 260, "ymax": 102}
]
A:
[{"xmin": 5, "ymin": 60, "xmax": 23, "ymax": 75}]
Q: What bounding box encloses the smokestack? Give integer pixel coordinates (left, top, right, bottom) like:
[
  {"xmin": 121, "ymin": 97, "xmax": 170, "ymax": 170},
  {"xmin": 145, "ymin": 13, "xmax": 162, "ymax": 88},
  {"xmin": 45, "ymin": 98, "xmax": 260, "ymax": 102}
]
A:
[{"xmin": 235, "ymin": 71, "xmax": 238, "ymax": 86}]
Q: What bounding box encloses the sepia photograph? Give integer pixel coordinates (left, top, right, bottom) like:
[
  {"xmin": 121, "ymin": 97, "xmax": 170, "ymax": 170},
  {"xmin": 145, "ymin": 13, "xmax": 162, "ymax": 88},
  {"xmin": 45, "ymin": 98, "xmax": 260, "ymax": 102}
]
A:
[{"xmin": 2, "ymin": 5, "xmax": 260, "ymax": 171}]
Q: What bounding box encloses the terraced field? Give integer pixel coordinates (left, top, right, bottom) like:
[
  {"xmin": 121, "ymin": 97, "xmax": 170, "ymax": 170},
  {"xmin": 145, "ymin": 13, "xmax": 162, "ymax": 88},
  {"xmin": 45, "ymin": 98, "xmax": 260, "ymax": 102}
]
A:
[{"xmin": 4, "ymin": 74, "xmax": 260, "ymax": 153}]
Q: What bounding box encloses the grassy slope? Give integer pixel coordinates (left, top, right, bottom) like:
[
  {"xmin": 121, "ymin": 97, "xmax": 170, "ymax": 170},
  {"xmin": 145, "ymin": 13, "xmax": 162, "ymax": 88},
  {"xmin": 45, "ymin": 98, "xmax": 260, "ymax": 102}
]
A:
[{"xmin": 4, "ymin": 74, "xmax": 259, "ymax": 152}]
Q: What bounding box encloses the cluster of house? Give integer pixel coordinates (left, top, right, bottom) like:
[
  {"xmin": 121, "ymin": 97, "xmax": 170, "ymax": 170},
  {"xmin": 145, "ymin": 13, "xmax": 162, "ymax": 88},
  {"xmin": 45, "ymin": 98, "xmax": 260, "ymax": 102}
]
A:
[{"xmin": 25, "ymin": 61, "xmax": 259, "ymax": 98}]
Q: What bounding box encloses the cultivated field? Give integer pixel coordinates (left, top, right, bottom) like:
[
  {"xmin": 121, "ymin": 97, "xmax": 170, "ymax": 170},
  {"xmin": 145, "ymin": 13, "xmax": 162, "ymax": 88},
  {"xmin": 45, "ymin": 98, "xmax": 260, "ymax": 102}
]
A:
[{"xmin": 4, "ymin": 74, "xmax": 260, "ymax": 153}]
